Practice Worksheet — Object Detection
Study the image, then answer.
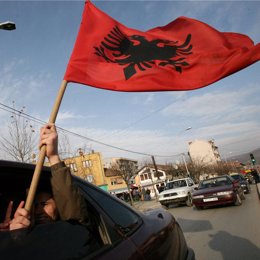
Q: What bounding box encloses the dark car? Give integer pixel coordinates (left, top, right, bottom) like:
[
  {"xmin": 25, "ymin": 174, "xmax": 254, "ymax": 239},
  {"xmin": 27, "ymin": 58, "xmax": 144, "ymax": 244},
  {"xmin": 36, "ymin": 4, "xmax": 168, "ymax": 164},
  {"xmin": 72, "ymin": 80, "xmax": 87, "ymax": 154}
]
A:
[
  {"xmin": 192, "ymin": 175, "xmax": 245, "ymax": 210},
  {"xmin": 229, "ymin": 173, "xmax": 251, "ymax": 194},
  {"xmin": 0, "ymin": 160, "xmax": 195, "ymax": 260}
]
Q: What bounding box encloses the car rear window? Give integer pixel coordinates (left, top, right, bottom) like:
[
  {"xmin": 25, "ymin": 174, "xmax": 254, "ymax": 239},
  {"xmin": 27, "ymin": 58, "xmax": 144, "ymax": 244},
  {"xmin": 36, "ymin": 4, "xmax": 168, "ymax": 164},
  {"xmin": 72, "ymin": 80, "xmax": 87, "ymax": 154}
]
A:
[
  {"xmin": 166, "ymin": 180, "xmax": 187, "ymax": 189},
  {"xmin": 200, "ymin": 177, "xmax": 232, "ymax": 189}
]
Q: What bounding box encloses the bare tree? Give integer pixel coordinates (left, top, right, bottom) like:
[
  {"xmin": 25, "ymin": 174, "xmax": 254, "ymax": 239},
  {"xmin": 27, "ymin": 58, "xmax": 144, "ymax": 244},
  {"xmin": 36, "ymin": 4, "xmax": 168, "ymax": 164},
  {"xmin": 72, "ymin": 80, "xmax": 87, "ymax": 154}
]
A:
[
  {"xmin": 0, "ymin": 103, "xmax": 36, "ymax": 162},
  {"xmin": 187, "ymin": 159, "xmax": 210, "ymax": 182},
  {"xmin": 188, "ymin": 157, "xmax": 236, "ymax": 182},
  {"xmin": 164, "ymin": 162, "xmax": 184, "ymax": 179},
  {"xmin": 111, "ymin": 159, "xmax": 136, "ymax": 206},
  {"xmin": 57, "ymin": 130, "xmax": 73, "ymax": 159}
]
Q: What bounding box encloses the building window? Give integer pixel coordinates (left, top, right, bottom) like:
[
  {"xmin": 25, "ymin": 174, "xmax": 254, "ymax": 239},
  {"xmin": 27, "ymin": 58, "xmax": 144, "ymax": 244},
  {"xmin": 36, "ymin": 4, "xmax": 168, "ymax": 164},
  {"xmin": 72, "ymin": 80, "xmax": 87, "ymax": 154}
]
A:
[
  {"xmin": 83, "ymin": 160, "xmax": 92, "ymax": 168},
  {"xmin": 69, "ymin": 163, "xmax": 77, "ymax": 172},
  {"xmin": 111, "ymin": 178, "xmax": 124, "ymax": 185},
  {"xmin": 111, "ymin": 178, "xmax": 117, "ymax": 185}
]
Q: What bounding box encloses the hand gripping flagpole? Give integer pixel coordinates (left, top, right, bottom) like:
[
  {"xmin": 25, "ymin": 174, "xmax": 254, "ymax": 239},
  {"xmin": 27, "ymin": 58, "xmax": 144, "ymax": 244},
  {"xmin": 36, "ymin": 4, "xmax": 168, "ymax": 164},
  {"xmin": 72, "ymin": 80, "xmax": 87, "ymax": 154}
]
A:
[{"xmin": 25, "ymin": 80, "xmax": 68, "ymax": 212}]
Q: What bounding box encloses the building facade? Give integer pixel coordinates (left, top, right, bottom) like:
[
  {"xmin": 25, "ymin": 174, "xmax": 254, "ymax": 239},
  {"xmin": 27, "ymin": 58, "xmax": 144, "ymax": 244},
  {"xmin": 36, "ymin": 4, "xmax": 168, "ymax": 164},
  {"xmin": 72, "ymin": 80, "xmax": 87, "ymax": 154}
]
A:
[
  {"xmin": 103, "ymin": 157, "xmax": 138, "ymax": 194},
  {"xmin": 134, "ymin": 166, "xmax": 167, "ymax": 197},
  {"xmin": 103, "ymin": 168, "xmax": 128, "ymax": 194},
  {"xmin": 188, "ymin": 139, "xmax": 221, "ymax": 165},
  {"xmin": 64, "ymin": 151, "xmax": 107, "ymax": 190}
]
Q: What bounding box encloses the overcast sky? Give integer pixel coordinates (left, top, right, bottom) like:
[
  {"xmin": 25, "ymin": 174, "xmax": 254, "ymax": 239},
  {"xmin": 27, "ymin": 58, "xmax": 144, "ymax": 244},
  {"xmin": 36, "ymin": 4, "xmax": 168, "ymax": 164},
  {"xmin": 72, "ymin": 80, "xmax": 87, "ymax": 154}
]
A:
[{"xmin": 0, "ymin": 0, "xmax": 259, "ymax": 164}]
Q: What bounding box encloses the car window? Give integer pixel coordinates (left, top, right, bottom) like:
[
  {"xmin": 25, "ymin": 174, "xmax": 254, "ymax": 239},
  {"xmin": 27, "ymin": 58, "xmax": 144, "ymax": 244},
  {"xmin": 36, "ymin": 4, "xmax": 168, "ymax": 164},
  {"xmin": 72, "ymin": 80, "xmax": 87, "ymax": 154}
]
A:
[
  {"xmin": 76, "ymin": 180, "xmax": 142, "ymax": 236},
  {"xmin": 166, "ymin": 180, "xmax": 187, "ymax": 189},
  {"xmin": 200, "ymin": 177, "xmax": 231, "ymax": 189}
]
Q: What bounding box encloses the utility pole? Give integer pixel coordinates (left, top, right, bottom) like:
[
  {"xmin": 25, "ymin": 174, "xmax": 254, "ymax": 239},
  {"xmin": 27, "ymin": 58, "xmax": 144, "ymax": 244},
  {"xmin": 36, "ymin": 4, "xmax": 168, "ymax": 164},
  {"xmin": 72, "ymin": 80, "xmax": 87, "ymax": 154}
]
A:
[
  {"xmin": 181, "ymin": 153, "xmax": 190, "ymax": 177},
  {"xmin": 151, "ymin": 155, "xmax": 159, "ymax": 201},
  {"xmin": 151, "ymin": 155, "xmax": 160, "ymax": 180}
]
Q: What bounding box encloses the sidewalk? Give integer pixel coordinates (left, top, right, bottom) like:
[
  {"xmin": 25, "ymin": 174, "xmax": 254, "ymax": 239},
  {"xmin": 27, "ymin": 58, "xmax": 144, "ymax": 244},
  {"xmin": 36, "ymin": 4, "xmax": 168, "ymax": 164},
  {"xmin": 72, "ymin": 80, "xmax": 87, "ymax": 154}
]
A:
[
  {"xmin": 131, "ymin": 198, "xmax": 163, "ymax": 212},
  {"xmin": 256, "ymin": 183, "xmax": 260, "ymax": 199}
]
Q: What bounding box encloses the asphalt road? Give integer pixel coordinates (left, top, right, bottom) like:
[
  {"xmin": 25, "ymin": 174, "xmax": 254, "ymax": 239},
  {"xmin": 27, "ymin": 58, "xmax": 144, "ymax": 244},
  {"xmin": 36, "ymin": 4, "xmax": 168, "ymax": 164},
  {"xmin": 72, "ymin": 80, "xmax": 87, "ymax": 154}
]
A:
[{"xmin": 168, "ymin": 185, "xmax": 260, "ymax": 260}]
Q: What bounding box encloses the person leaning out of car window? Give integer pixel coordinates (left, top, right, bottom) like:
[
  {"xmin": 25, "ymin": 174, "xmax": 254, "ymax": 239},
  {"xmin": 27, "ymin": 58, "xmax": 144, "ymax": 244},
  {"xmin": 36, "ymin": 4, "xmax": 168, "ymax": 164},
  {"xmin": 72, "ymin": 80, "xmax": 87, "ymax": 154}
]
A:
[{"xmin": 9, "ymin": 123, "xmax": 90, "ymax": 231}]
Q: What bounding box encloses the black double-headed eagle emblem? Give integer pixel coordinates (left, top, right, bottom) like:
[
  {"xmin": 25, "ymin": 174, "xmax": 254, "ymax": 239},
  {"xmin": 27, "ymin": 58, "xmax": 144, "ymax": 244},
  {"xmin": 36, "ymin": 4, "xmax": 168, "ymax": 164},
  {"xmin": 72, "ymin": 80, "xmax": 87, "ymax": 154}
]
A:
[{"xmin": 94, "ymin": 26, "xmax": 192, "ymax": 80}]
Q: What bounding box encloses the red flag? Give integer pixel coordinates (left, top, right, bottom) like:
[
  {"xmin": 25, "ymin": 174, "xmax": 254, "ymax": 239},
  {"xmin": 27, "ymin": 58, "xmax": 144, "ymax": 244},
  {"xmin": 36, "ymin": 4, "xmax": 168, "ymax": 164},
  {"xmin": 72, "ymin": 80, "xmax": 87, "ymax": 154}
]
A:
[{"xmin": 64, "ymin": 1, "xmax": 260, "ymax": 92}]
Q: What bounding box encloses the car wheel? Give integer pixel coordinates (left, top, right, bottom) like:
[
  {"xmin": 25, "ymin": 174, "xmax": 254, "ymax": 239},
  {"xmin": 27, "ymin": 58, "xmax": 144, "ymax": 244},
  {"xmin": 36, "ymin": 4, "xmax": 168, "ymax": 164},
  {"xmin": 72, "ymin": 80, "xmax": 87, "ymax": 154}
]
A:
[
  {"xmin": 241, "ymin": 191, "xmax": 246, "ymax": 200},
  {"xmin": 195, "ymin": 205, "xmax": 203, "ymax": 210},
  {"xmin": 234, "ymin": 193, "xmax": 242, "ymax": 206},
  {"xmin": 186, "ymin": 194, "xmax": 193, "ymax": 207},
  {"xmin": 161, "ymin": 202, "xmax": 168, "ymax": 208}
]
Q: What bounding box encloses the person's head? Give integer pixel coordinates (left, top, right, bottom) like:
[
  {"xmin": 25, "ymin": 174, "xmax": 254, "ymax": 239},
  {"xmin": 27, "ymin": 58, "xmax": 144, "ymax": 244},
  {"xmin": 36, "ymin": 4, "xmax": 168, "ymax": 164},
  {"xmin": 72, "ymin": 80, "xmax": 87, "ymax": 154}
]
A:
[{"xmin": 34, "ymin": 191, "xmax": 59, "ymax": 225}]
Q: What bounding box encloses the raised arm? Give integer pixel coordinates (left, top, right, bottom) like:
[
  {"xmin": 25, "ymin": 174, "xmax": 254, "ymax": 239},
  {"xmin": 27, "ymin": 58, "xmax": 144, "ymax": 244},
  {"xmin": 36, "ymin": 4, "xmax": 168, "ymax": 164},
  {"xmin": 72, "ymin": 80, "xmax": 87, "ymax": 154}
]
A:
[{"xmin": 39, "ymin": 124, "xmax": 88, "ymax": 224}]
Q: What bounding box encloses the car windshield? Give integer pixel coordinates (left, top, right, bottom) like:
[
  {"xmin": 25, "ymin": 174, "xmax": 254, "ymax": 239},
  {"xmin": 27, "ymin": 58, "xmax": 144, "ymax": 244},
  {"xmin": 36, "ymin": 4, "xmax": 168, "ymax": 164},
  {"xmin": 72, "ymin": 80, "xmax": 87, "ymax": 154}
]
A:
[
  {"xmin": 166, "ymin": 180, "xmax": 187, "ymax": 189},
  {"xmin": 231, "ymin": 174, "xmax": 244, "ymax": 181},
  {"xmin": 199, "ymin": 176, "xmax": 232, "ymax": 189}
]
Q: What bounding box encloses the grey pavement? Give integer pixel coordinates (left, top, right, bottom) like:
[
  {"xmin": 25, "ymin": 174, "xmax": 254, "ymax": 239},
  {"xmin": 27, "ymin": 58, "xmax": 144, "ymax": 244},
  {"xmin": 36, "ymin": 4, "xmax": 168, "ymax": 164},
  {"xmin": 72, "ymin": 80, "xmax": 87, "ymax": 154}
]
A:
[{"xmin": 131, "ymin": 198, "xmax": 163, "ymax": 212}]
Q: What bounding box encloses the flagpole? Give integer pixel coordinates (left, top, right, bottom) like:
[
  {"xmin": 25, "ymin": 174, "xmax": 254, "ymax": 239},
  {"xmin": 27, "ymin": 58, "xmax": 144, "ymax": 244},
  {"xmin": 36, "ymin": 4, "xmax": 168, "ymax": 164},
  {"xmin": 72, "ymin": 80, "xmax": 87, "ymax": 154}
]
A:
[{"xmin": 25, "ymin": 80, "xmax": 68, "ymax": 212}]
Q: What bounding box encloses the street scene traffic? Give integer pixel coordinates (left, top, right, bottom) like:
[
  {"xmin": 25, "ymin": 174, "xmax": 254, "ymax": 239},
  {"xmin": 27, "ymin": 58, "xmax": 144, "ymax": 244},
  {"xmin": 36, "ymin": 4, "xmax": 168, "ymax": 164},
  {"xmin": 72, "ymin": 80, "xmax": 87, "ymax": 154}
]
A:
[{"xmin": 134, "ymin": 174, "xmax": 260, "ymax": 259}]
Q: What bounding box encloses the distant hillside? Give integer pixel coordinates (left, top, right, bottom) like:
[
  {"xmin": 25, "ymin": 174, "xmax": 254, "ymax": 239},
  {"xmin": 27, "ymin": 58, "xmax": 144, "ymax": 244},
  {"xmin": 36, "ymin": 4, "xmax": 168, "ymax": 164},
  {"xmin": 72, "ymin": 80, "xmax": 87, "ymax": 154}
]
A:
[{"xmin": 227, "ymin": 148, "xmax": 260, "ymax": 164}]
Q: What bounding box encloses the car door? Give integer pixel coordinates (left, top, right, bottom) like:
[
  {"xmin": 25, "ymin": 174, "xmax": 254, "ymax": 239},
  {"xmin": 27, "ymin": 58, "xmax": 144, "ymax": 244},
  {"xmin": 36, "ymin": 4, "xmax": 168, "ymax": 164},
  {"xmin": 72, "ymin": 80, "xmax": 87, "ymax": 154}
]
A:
[
  {"xmin": 75, "ymin": 177, "xmax": 193, "ymax": 260},
  {"xmin": 75, "ymin": 178, "xmax": 145, "ymax": 259}
]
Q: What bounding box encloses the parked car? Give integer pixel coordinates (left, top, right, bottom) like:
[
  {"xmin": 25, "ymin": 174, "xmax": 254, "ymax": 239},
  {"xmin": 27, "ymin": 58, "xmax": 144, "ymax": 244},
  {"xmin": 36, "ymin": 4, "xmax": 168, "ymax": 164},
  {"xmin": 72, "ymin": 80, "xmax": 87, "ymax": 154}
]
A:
[
  {"xmin": 0, "ymin": 160, "xmax": 195, "ymax": 260},
  {"xmin": 158, "ymin": 177, "xmax": 196, "ymax": 208},
  {"xmin": 229, "ymin": 172, "xmax": 251, "ymax": 194},
  {"xmin": 241, "ymin": 170, "xmax": 254, "ymax": 184},
  {"xmin": 192, "ymin": 175, "xmax": 245, "ymax": 210}
]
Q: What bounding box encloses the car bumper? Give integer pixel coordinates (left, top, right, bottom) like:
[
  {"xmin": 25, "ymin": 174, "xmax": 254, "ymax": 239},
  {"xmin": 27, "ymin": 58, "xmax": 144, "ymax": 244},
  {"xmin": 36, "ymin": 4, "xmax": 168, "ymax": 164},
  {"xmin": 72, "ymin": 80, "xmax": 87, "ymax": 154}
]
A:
[
  {"xmin": 193, "ymin": 194, "xmax": 235, "ymax": 207},
  {"xmin": 159, "ymin": 195, "xmax": 187, "ymax": 204}
]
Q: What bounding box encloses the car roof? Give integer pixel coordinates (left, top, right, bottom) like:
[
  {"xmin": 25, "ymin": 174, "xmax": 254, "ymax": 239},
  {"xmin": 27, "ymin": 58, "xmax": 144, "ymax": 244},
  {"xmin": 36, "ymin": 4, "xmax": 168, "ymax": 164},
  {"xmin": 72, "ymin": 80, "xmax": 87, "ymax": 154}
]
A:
[
  {"xmin": 167, "ymin": 178, "xmax": 188, "ymax": 182},
  {"xmin": 200, "ymin": 175, "xmax": 230, "ymax": 181},
  {"xmin": 230, "ymin": 173, "xmax": 245, "ymax": 178},
  {"xmin": 0, "ymin": 160, "xmax": 51, "ymax": 190}
]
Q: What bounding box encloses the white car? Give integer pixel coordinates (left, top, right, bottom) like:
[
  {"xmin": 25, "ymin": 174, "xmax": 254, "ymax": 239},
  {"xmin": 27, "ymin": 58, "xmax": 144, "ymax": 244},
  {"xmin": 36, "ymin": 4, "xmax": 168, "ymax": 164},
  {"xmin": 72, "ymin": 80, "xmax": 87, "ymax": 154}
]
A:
[{"xmin": 158, "ymin": 178, "xmax": 196, "ymax": 208}]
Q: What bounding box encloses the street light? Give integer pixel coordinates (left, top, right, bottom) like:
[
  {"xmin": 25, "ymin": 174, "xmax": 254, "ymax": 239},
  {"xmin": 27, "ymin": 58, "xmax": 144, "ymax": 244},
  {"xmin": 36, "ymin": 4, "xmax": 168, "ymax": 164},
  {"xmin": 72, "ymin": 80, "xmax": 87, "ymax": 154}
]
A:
[
  {"xmin": 165, "ymin": 127, "xmax": 192, "ymax": 177},
  {"xmin": 0, "ymin": 21, "xmax": 16, "ymax": 30},
  {"xmin": 178, "ymin": 126, "xmax": 192, "ymax": 135}
]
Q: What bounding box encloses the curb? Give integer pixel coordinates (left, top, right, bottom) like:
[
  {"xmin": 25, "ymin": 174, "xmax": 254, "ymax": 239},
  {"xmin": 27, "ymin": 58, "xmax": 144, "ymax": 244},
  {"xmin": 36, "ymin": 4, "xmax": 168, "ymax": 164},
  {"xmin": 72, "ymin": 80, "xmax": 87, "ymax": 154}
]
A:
[{"xmin": 256, "ymin": 183, "xmax": 260, "ymax": 199}]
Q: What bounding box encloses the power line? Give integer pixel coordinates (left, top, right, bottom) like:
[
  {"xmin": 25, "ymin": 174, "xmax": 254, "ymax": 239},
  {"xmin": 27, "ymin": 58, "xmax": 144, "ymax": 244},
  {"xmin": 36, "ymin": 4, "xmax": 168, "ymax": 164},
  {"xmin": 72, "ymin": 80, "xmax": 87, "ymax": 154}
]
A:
[
  {"xmin": 0, "ymin": 102, "xmax": 162, "ymax": 157},
  {"xmin": 2, "ymin": 102, "xmax": 257, "ymax": 159},
  {"xmin": 96, "ymin": 96, "xmax": 177, "ymax": 141}
]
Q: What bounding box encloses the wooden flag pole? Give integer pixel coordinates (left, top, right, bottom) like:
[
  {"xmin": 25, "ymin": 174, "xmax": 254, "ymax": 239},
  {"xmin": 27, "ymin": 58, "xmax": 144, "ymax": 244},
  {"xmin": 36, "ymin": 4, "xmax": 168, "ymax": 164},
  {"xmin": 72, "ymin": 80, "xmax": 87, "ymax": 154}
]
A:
[{"xmin": 25, "ymin": 80, "xmax": 68, "ymax": 211}]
